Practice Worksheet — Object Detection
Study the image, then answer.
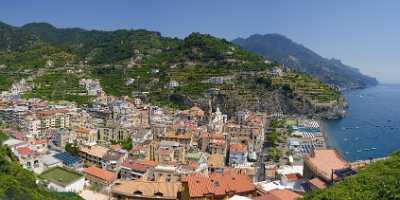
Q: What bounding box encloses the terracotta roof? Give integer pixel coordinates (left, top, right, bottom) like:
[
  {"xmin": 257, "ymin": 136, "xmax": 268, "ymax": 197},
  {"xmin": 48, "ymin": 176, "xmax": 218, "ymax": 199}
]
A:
[
  {"xmin": 183, "ymin": 171, "xmax": 255, "ymax": 198},
  {"xmin": 121, "ymin": 160, "xmax": 152, "ymax": 173},
  {"xmin": 84, "ymin": 166, "xmax": 116, "ymax": 184},
  {"xmin": 16, "ymin": 146, "xmax": 33, "ymax": 156},
  {"xmin": 255, "ymin": 189, "xmax": 301, "ymax": 200},
  {"xmin": 137, "ymin": 160, "xmax": 158, "ymax": 167},
  {"xmin": 111, "ymin": 180, "xmax": 181, "ymax": 199},
  {"xmin": 282, "ymin": 173, "xmax": 302, "ymax": 182},
  {"xmin": 230, "ymin": 143, "xmax": 247, "ymax": 153},
  {"xmin": 308, "ymin": 177, "xmax": 328, "ymax": 189},
  {"xmin": 304, "ymin": 149, "xmax": 348, "ymax": 182}
]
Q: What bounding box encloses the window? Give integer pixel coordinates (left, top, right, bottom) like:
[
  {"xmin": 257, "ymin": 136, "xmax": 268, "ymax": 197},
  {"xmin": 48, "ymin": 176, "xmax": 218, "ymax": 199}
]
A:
[
  {"xmin": 154, "ymin": 192, "xmax": 163, "ymax": 197},
  {"xmin": 133, "ymin": 191, "xmax": 143, "ymax": 195}
]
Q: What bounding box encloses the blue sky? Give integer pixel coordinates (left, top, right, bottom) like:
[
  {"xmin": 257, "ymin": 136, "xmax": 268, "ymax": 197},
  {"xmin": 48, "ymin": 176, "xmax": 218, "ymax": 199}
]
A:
[{"xmin": 1, "ymin": 0, "xmax": 399, "ymax": 83}]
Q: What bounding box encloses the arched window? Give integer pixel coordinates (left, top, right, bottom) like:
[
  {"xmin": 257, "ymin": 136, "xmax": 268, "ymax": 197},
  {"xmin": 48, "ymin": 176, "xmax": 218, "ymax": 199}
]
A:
[{"xmin": 154, "ymin": 192, "xmax": 164, "ymax": 197}]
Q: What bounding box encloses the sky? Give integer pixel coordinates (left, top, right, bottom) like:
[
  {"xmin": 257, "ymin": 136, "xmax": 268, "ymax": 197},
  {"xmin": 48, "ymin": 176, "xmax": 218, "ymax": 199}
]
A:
[{"xmin": 1, "ymin": 0, "xmax": 399, "ymax": 83}]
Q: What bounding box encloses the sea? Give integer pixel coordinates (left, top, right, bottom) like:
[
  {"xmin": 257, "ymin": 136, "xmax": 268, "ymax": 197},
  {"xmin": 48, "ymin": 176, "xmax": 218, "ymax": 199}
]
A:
[{"xmin": 323, "ymin": 84, "xmax": 400, "ymax": 161}]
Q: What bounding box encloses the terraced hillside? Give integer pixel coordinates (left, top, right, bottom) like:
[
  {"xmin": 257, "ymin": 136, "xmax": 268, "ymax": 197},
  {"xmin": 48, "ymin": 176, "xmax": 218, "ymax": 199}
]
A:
[{"xmin": 0, "ymin": 22, "xmax": 344, "ymax": 118}]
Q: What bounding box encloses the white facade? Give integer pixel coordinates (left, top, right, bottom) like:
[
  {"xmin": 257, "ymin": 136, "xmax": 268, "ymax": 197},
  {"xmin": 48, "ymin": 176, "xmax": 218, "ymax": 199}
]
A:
[{"xmin": 47, "ymin": 177, "xmax": 85, "ymax": 193}]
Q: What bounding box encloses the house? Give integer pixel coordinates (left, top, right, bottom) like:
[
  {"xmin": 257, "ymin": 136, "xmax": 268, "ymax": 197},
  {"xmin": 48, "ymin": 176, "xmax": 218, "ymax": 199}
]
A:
[
  {"xmin": 40, "ymin": 154, "xmax": 62, "ymax": 170},
  {"xmin": 119, "ymin": 159, "xmax": 155, "ymax": 180},
  {"xmin": 14, "ymin": 146, "xmax": 42, "ymax": 172},
  {"xmin": 303, "ymin": 149, "xmax": 349, "ymax": 183},
  {"xmin": 255, "ymin": 189, "xmax": 301, "ymax": 200},
  {"xmin": 101, "ymin": 150, "xmax": 126, "ymax": 171},
  {"xmin": 181, "ymin": 170, "xmax": 257, "ymax": 199},
  {"xmin": 78, "ymin": 144, "xmax": 109, "ymax": 166},
  {"xmin": 207, "ymin": 154, "xmax": 225, "ymax": 173},
  {"xmin": 84, "ymin": 166, "xmax": 117, "ymax": 186},
  {"xmin": 54, "ymin": 152, "xmax": 82, "ymax": 168},
  {"xmin": 166, "ymin": 80, "xmax": 179, "ymax": 89},
  {"xmin": 72, "ymin": 127, "xmax": 97, "ymax": 145},
  {"xmin": 111, "ymin": 180, "xmax": 181, "ymax": 200},
  {"xmin": 154, "ymin": 165, "xmax": 179, "ymax": 182},
  {"xmin": 229, "ymin": 143, "xmax": 248, "ymax": 166},
  {"xmin": 40, "ymin": 167, "xmax": 85, "ymax": 192}
]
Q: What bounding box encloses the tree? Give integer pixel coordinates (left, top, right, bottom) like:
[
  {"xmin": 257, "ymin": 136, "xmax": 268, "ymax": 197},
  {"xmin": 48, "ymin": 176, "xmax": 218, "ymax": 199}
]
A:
[{"xmin": 64, "ymin": 143, "xmax": 79, "ymax": 156}]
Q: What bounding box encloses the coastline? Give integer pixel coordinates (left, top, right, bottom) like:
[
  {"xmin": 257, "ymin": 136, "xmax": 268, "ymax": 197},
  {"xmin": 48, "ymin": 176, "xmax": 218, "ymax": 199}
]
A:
[{"xmin": 319, "ymin": 119, "xmax": 337, "ymax": 151}]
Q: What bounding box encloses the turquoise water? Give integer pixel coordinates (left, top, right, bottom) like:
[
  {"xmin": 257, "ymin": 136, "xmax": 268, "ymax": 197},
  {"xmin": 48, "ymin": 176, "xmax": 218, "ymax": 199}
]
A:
[{"xmin": 324, "ymin": 84, "xmax": 400, "ymax": 161}]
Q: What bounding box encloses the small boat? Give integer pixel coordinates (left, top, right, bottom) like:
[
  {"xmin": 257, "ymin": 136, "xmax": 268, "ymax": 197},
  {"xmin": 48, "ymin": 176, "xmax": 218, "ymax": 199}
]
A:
[
  {"xmin": 357, "ymin": 150, "xmax": 362, "ymax": 153},
  {"xmin": 371, "ymin": 147, "xmax": 377, "ymax": 150}
]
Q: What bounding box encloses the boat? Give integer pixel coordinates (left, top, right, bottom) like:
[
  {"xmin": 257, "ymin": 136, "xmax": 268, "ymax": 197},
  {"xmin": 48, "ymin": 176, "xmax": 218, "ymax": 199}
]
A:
[
  {"xmin": 371, "ymin": 147, "xmax": 377, "ymax": 150},
  {"xmin": 356, "ymin": 150, "xmax": 362, "ymax": 153}
]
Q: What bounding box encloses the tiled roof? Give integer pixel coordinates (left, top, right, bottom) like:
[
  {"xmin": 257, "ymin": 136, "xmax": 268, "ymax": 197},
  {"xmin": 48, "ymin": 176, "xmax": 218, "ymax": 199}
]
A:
[
  {"xmin": 282, "ymin": 173, "xmax": 302, "ymax": 182},
  {"xmin": 230, "ymin": 143, "xmax": 247, "ymax": 153},
  {"xmin": 84, "ymin": 166, "xmax": 116, "ymax": 184},
  {"xmin": 111, "ymin": 180, "xmax": 181, "ymax": 199},
  {"xmin": 255, "ymin": 189, "xmax": 301, "ymax": 200},
  {"xmin": 183, "ymin": 171, "xmax": 255, "ymax": 198},
  {"xmin": 308, "ymin": 177, "xmax": 328, "ymax": 189},
  {"xmin": 16, "ymin": 146, "xmax": 33, "ymax": 156},
  {"xmin": 304, "ymin": 149, "xmax": 348, "ymax": 182},
  {"xmin": 137, "ymin": 160, "xmax": 158, "ymax": 167},
  {"xmin": 121, "ymin": 160, "xmax": 151, "ymax": 173}
]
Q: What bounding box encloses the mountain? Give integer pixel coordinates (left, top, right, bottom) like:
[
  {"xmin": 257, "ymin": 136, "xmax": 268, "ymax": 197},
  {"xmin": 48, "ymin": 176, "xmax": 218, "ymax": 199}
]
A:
[
  {"xmin": 0, "ymin": 22, "xmax": 345, "ymax": 118},
  {"xmin": 232, "ymin": 34, "xmax": 378, "ymax": 90}
]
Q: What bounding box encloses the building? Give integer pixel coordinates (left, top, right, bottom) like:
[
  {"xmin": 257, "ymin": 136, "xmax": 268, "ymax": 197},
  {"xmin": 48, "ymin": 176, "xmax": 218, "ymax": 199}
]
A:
[
  {"xmin": 111, "ymin": 180, "xmax": 181, "ymax": 200},
  {"xmin": 84, "ymin": 166, "xmax": 117, "ymax": 186},
  {"xmin": 229, "ymin": 143, "xmax": 248, "ymax": 166},
  {"xmin": 40, "ymin": 167, "xmax": 85, "ymax": 192},
  {"xmin": 54, "ymin": 152, "xmax": 82, "ymax": 168},
  {"xmin": 71, "ymin": 127, "xmax": 97, "ymax": 145},
  {"xmin": 154, "ymin": 165, "xmax": 179, "ymax": 182},
  {"xmin": 182, "ymin": 170, "xmax": 257, "ymax": 199},
  {"xmin": 255, "ymin": 189, "xmax": 301, "ymax": 200},
  {"xmin": 207, "ymin": 154, "xmax": 225, "ymax": 173},
  {"xmin": 78, "ymin": 144, "xmax": 109, "ymax": 166},
  {"xmin": 119, "ymin": 159, "xmax": 155, "ymax": 180},
  {"xmin": 303, "ymin": 149, "xmax": 349, "ymax": 183}
]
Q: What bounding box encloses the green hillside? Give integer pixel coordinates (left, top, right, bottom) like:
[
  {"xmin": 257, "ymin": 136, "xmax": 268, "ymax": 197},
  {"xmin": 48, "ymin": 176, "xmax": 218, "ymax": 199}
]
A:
[
  {"xmin": 0, "ymin": 22, "xmax": 344, "ymax": 117},
  {"xmin": 0, "ymin": 132, "xmax": 82, "ymax": 200},
  {"xmin": 304, "ymin": 152, "xmax": 400, "ymax": 200}
]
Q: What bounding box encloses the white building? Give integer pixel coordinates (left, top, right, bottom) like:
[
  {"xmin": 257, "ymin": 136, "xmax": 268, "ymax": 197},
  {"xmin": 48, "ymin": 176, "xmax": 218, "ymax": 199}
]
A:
[{"xmin": 41, "ymin": 167, "xmax": 85, "ymax": 193}]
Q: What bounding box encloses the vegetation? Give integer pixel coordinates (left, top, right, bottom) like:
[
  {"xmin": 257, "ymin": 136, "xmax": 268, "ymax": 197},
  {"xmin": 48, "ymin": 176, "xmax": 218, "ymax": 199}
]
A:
[
  {"xmin": 0, "ymin": 22, "xmax": 343, "ymax": 117},
  {"xmin": 111, "ymin": 139, "xmax": 133, "ymax": 151},
  {"xmin": 0, "ymin": 132, "xmax": 82, "ymax": 200},
  {"xmin": 23, "ymin": 71, "xmax": 93, "ymax": 105},
  {"xmin": 303, "ymin": 151, "xmax": 400, "ymax": 200},
  {"xmin": 64, "ymin": 143, "xmax": 79, "ymax": 156}
]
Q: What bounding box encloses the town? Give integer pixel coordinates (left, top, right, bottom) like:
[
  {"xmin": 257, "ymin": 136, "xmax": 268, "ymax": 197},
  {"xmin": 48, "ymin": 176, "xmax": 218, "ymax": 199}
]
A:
[{"xmin": 0, "ymin": 77, "xmax": 377, "ymax": 200}]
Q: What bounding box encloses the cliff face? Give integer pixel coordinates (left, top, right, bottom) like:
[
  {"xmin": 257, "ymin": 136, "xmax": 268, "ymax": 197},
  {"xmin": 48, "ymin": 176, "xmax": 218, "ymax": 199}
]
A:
[{"xmin": 233, "ymin": 34, "xmax": 378, "ymax": 90}]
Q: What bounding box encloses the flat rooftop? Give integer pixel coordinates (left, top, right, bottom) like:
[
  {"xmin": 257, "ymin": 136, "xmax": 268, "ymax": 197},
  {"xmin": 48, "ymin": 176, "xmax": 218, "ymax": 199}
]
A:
[{"xmin": 41, "ymin": 167, "xmax": 83, "ymax": 186}]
